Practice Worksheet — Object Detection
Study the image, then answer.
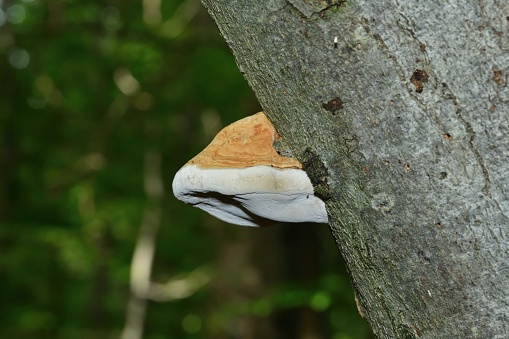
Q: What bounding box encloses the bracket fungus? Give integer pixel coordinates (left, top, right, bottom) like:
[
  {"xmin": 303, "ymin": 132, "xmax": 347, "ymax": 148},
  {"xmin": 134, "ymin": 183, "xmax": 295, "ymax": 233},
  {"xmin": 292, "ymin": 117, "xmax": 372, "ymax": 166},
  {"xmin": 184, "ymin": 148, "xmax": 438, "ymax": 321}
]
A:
[{"xmin": 172, "ymin": 112, "xmax": 329, "ymax": 227}]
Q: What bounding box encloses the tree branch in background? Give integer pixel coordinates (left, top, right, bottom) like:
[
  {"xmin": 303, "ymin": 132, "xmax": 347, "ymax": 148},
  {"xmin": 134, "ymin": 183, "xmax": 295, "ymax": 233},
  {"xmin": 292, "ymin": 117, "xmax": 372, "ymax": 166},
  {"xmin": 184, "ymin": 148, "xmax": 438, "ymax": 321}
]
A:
[{"xmin": 121, "ymin": 151, "xmax": 163, "ymax": 339}]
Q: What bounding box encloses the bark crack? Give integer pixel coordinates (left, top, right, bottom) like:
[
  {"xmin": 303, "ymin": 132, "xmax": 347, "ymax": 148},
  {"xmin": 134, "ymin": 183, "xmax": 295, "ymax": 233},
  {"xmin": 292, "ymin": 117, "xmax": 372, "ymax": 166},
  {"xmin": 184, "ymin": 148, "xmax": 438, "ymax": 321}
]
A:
[
  {"xmin": 361, "ymin": 15, "xmax": 493, "ymax": 199},
  {"xmin": 395, "ymin": 12, "xmax": 497, "ymax": 205},
  {"xmin": 396, "ymin": 12, "xmax": 430, "ymax": 64},
  {"xmin": 360, "ymin": 17, "xmax": 407, "ymax": 83},
  {"xmin": 285, "ymin": 0, "xmax": 347, "ymax": 18},
  {"xmin": 444, "ymin": 88, "xmax": 493, "ymax": 197}
]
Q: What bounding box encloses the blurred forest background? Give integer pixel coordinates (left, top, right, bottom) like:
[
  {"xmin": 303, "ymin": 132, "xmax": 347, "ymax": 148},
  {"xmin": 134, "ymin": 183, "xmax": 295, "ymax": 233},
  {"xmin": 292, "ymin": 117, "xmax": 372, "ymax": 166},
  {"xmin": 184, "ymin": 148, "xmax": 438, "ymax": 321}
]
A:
[{"xmin": 0, "ymin": 0, "xmax": 372, "ymax": 338}]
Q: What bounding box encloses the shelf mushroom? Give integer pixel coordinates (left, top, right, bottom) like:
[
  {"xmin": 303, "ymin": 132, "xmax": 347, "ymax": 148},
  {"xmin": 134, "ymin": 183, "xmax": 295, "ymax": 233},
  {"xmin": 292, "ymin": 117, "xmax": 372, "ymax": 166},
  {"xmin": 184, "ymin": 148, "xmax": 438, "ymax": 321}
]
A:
[{"xmin": 172, "ymin": 112, "xmax": 328, "ymax": 226}]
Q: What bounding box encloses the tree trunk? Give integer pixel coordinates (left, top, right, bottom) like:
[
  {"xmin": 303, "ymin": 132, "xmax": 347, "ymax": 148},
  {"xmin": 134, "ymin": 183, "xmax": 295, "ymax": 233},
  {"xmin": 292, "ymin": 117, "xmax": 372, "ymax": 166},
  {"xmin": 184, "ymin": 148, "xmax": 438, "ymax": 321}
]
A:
[{"xmin": 200, "ymin": 0, "xmax": 509, "ymax": 337}]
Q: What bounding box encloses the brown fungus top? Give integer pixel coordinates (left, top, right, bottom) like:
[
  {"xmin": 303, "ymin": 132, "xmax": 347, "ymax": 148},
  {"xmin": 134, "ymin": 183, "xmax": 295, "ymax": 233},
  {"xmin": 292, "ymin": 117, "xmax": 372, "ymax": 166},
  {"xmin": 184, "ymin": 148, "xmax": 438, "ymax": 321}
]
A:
[{"xmin": 188, "ymin": 112, "xmax": 302, "ymax": 169}]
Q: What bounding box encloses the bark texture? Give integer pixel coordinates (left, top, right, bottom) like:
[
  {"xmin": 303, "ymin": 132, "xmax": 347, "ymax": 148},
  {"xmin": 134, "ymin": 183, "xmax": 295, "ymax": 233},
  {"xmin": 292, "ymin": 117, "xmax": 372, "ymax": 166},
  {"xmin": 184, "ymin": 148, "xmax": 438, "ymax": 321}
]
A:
[{"xmin": 200, "ymin": 0, "xmax": 509, "ymax": 337}]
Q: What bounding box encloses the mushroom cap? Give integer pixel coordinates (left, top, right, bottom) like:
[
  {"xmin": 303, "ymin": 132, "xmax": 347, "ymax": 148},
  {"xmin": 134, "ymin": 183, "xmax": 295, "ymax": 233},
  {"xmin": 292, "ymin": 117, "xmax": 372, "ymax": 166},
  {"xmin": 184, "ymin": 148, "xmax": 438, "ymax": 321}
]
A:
[
  {"xmin": 187, "ymin": 112, "xmax": 302, "ymax": 169},
  {"xmin": 172, "ymin": 112, "xmax": 328, "ymax": 226}
]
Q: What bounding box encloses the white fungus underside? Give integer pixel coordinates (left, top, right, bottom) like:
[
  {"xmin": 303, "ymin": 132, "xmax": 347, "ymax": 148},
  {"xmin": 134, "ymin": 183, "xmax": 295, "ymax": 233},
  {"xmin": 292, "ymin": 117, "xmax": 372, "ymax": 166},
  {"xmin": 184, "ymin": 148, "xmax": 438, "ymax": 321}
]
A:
[{"xmin": 172, "ymin": 165, "xmax": 328, "ymax": 226}]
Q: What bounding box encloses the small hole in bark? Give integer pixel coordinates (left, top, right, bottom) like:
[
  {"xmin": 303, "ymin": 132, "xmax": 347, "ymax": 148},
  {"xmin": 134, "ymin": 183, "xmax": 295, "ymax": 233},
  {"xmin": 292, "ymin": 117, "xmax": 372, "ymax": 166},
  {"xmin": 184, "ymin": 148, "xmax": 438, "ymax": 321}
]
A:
[
  {"xmin": 443, "ymin": 133, "xmax": 453, "ymax": 141},
  {"xmin": 322, "ymin": 97, "xmax": 343, "ymax": 114},
  {"xmin": 410, "ymin": 69, "xmax": 428, "ymax": 93},
  {"xmin": 417, "ymin": 250, "xmax": 431, "ymax": 263},
  {"xmin": 439, "ymin": 172, "xmax": 447, "ymax": 179},
  {"xmin": 492, "ymin": 68, "xmax": 505, "ymax": 86},
  {"xmin": 435, "ymin": 221, "xmax": 443, "ymax": 229},
  {"xmin": 404, "ymin": 163, "xmax": 411, "ymax": 171}
]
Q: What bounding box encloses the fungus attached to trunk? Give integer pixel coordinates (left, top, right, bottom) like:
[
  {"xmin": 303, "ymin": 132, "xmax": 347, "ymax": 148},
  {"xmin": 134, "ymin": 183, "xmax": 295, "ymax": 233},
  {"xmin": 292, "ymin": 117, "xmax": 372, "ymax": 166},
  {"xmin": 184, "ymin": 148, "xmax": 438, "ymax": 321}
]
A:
[{"xmin": 172, "ymin": 112, "xmax": 328, "ymax": 227}]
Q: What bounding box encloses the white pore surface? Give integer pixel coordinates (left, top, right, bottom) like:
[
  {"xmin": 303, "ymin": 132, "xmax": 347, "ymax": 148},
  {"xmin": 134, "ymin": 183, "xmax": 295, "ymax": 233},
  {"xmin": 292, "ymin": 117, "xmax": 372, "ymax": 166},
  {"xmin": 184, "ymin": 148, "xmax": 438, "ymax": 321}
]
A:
[{"xmin": 172, "ymin": 165, "xmax": 328, "ymax": 227}]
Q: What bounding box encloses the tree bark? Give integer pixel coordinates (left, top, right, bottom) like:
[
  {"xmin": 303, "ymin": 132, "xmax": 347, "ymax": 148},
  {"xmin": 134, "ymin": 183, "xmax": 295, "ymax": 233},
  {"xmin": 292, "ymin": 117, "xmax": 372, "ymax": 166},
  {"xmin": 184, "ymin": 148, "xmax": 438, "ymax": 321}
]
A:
[{"xmin": 200, "ymin": 0, "xmax": 509, "ymax": 337}]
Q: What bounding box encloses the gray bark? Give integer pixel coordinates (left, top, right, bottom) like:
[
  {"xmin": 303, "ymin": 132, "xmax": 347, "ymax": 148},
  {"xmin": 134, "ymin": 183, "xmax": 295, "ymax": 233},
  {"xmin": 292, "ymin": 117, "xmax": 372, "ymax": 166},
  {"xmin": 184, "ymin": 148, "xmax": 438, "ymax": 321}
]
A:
[{"xmin": 200, "ymin": 0, "xmax": 509, "ymax": 337}]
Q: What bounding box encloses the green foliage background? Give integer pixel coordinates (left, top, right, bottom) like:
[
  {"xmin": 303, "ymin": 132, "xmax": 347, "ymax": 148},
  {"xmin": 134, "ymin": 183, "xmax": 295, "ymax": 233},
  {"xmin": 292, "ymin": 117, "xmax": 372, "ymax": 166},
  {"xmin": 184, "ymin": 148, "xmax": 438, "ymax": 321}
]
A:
[{"xmin": 0, "ymin": 1, "xmax": 371, "ymax": 338}]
